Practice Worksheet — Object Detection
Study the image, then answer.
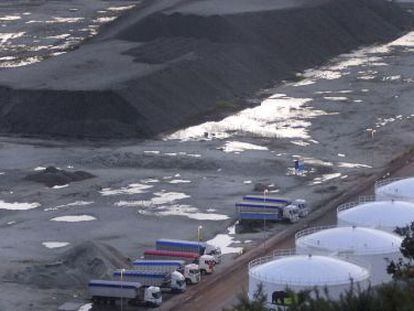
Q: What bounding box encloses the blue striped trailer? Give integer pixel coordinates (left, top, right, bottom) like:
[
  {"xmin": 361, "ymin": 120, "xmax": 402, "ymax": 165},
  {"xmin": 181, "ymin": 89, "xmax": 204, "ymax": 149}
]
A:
[
  {"xmin": 132, "ymin": 260, "xmax": 186, "ymax": 273},
  {"xmin": 235, "ymin": 201, "xmax": 298, "ymax": 223},
  {"xmin": 243, "ymin": 195, "xmax": 309, "ymax": 217},
  {"xmin": 113, "ymin": 270, "xmax": 186, "ymax": 293},
  {"xmin": 88, "ymin": 279, "xmax": 162, "ymax": 306}
]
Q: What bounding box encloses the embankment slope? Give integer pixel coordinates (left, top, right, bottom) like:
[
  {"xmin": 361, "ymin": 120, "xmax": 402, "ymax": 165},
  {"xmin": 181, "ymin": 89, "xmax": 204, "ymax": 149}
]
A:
[{"xmin": 0, "ymin": 0, "xmax": 411, "ymax": 138}]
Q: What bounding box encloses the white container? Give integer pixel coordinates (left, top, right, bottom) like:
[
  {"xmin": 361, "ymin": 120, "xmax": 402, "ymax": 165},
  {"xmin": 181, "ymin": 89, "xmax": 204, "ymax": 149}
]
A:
[
  {"xmin": 337, "ymin": 199, "xmax": 414, "ymax": 232},
  {"xmin": 375, "ymin": 177, "xmax": 414, "ymax": 202},
  {"xmin": 248, "ymin": 250, "xmax": 370, "ymax": 309},
  {"xmin": 295, "ymin": 226, "xmax": 402, "ymax": 285}
]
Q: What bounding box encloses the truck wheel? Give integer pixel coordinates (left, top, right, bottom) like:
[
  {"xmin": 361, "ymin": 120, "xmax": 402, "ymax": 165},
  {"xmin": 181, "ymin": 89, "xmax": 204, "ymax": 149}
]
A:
[{"xmin": 185, "ymin": 278, "xmax": 191, "ymax": 285}]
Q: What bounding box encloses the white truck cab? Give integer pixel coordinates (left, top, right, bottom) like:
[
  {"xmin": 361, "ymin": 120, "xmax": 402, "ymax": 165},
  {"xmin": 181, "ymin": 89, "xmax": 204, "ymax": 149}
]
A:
[
  {"xmin": 196, "ymin": 255, "xmax": 215, "ymax": 274},
  {"xmin": 183, "ymin": 263, "xmax": 201, "ymax": 284},
  {"xmin": 205, "ymin": 244, "xmax": 222, "ymax": 264},
  {"xmin": 283, "ymin": 205, "xmax": 300, "ymax": 223},
  {"xmin": 170, "ymin": 271, "xmax": 186, "ymax": 292},
  {"xmin": 144, "ymin": 286, "xmax": 162, "ymax": 307},
  {"xmin": 292, "ymin": 199, "xmax": 309, "ymax": 217}
]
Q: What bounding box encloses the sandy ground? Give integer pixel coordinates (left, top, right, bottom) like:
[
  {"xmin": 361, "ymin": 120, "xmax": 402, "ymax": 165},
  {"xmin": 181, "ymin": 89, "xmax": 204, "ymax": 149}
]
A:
[{"xmin": 0, "ymin": 22, "xmax": 413, "ymax": 310}]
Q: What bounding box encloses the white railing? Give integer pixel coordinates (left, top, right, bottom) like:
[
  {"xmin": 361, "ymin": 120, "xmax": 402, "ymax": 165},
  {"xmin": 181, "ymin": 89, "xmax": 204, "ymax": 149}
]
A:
[
  {"xmin": 294, "ymin": 225, "xmax": 336, "ymax": 241},
  {"xmin": 248, "ymin": 249, "xmax": 370, "ymax": 286},
  {"xmin": 375, "ymin": 178, "xmax": 401, "ymax": 191},
  {"xmin": 336, "ymin": 201, "xmax": 359, "ymax": 213},
  {"xmin": 337, "ymin": 196, "xmax": 376, "ymax": 214}
]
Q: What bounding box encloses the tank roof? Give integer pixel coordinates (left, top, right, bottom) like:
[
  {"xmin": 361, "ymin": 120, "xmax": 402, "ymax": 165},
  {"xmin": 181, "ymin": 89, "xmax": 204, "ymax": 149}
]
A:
[
  {"xmin": 296, "ymin": 226, "xmax": 402, "ymax": 255},
  {"xmin": 249, "ymin": 254, "xmax": 369, "ymax": 286},
  {"xmin": 376, "ymin": 177, "xmax": 414, "ymax": 199},
  {"xmin": 337, "ymin": 200, "xmax": 414, "ymax": 228}
]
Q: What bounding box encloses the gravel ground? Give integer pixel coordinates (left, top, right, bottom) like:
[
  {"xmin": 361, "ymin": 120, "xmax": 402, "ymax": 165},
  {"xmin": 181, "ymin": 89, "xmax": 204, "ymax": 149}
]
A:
[{"xmin": 0, "ymin": 25, "xmax": 414, "ymax": 309}]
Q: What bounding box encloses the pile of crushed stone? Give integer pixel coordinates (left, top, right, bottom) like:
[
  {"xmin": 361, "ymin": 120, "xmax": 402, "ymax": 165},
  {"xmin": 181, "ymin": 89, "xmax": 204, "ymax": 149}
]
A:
[
  {"xmin": 24, "ymin": 166, "xmax": 95, "ymax": 187},
  {"xmin": 7, "ymin": 241, "xmax": 131, "ymax": 289}
]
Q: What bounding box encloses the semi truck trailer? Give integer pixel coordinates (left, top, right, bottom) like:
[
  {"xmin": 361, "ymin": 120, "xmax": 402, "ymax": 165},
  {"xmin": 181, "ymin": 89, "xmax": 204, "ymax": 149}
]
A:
[
  {"xmin": 235, "ymin": 201, "xmax": 299, "ymax": 223},
  {"xmin": 143, "ymin": 249, "xmax": 215, "ymax": 274},
  {"xmin": 243, "ymin": 195, "xmax": 309, "ymax": 217},
  {"xmin": 113, "ymin": 270, "xmax": 186, "ymax": 293},
  {"xmin": 132, "ymin": 259, "xmax": 201, "ymax": 284},
  {"xmin": 155, "ymin": 239, "xmax": 221, "ymax": 263},
  {"xmin": 88, "ymin": 280, "xmax": 162, "ymax": 307}
]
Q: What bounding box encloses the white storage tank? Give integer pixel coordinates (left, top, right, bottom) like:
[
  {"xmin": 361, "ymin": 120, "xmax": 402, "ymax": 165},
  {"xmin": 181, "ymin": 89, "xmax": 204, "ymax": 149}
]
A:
[
  {"xmin": 337, "ymin": 199, "xmax": 414, "ymax": 232},
  {"xmin": 248, "ymin": 250, "xmax": 370, "ymax": 309},
  {"xmin": 375, "ymin": 177, "xmax": 414, "ymax": 202},
  {"xmin": 295, "ymin": 226, "xmax": 402, "ymax": 285}
]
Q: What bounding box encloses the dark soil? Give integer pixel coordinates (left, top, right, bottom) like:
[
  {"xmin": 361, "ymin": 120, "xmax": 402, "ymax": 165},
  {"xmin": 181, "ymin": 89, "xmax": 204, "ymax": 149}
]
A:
[{"xmin": 24, "ymin": 166, "xmax": 95, "ymax": 187}]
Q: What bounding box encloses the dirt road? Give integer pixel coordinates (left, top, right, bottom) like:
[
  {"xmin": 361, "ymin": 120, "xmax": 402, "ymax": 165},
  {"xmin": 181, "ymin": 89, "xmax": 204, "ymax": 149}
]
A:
[{"xmin": 160, "ymin": 150, "xmax": 414, "ymax": 311}]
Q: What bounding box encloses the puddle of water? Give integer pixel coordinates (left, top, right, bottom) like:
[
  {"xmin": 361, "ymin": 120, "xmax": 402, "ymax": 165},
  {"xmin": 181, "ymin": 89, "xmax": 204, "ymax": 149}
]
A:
[
  {"xmin": 337, "ymin": 162, "xmax": 372, "ymax": 169},
  {"xmin": 221, "ymin": 141, "xmax": 268, "ymax": 153},
  {"xmin": 100, "ymin": 183, "xmax": 153, "ymax": 196},
  {"xmin": 0, "ymin": 201, "xmax": 40, "ymax": 211},
  {"xmin": 44, "ymin": 201, "xmax": 94, "ymax": 212},
  {"xmin": 107, "ymin": 5, "xmax": 136, "ymax": 12},
  {"xmin": 290, "ymin": 140, "xmax": 310, "ymax": 146},
  {"xmin": 323, "ymin": 96, "xmax": 348, "ymax": 101},
  {"xmin": 310, "ymin": 172, "xmax": 342, "ymax": 185},
  {"xmin": 206, "ymin": 224, "xmax": 243, "ymax": 254},
  {"xmin": 141, "ymin": 178, "xmax": 159, "ymax": 184},
  {"xmin": 50, "ymin": 215, "xmax": 96, "ymax": 222},
  {"xmin": 78, "ymin": 303, "xmax": 92, "ymax": 311},
  {"xmin": 169, "ymin": 179, "xmax": 192, "ymax": 184},
  {"xmin": 169, "ymin": 96, "xmax": 331, "ymax": 141},
  {"xmin": 42, "ymin": 241, "xmax": 70, "ymax": 249},
  {"xmin": 52, "ymin": 184, "xmax": 69, "ymax": 189},
  {"xmin": 153, "ymin": 204, "xmax": 229, "ymax": 221}
]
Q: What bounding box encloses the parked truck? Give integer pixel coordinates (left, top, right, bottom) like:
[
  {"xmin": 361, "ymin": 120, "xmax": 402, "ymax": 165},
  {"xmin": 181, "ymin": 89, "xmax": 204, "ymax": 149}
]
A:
[
  {"xmin": 155, "ymin": 239, "xmax": 222, "ymax": 263},
  {"xmin": 132, "ymin": 259, "xmax": 201, "ymax": 284},
  {"xmin": 143, "ymin": 249, "xmax": 215, "ymax": 274},
  {"xmin": 113, "ymin": 270, "xmax": 186, "ymax": 293},
  {"xmin": 88, "ymin": 280, "xmax": 162, "ymax": 307},
  {"xmin": 235, "ymin": 201, "xmax": 300, "ymax": 223},
  {"xmin": 243, "ymin": 195, "xmax": 309, "ymax": 217}
]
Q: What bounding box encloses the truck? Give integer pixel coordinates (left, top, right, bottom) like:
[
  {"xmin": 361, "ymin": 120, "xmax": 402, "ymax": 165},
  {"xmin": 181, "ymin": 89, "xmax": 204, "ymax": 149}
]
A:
[
  {"xmin": 235, "ymin": 201, "xmax": 300, "ymax": 223},
  {"xmin": 243, "ymin": 195, "xmax": 309, "ymax": 217},
  {"xmin": 143, "ymin": 249, "xmax": 215, "ymax": 274},
  {"xmin": 132, "ymin": 259, "xmax": 201, "ymax": 284},
  {"xmin": 113, "ymin": 270, "xmax": 186, "ymax": 293},
  {"xmin": 155, "ymin": 239, "xmax": 222, "ymax": 263},
  {"xmin": 88, "ymin": 280, "xmax": 162, "ymax": 307}
]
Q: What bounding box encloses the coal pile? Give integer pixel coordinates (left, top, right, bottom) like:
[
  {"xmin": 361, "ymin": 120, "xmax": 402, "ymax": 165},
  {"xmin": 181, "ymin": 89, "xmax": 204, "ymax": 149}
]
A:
[
  {"xmin": 0, "ymin": 0, "xmax": 411, "ymax": 138},
  {"xmin": 8, "ymin": 241, "xmax": 130, "ymax": 289},
  {"xmin": 24, "ymin": 166, "xmax": 95, "ymax": 187}
]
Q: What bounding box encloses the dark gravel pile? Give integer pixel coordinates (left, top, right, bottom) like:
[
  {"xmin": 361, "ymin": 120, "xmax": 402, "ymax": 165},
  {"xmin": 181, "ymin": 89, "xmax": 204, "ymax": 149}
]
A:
[
  {"xmin": 24, "ymin": 166, "xmax": 95, "ymax": 187},
  {"xmin": 0, "ymin": 0, "xmax": 411, "ymax": 138}
]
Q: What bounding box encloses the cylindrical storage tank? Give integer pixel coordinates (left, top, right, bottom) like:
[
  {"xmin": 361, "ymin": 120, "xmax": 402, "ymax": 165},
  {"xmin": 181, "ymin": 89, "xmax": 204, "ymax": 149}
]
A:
[
  {"xmin": 248, "ymin": 250, "xmax": 370, "ymax": 309},
  {"xmin": 295, "ymin": 226, "xmax": 402, "ymax": 285},
  {"xmin": 375, "ymin": 178, "xmax": 414, "ymax": 202},
  {"xmin": 337, "ymin": 200, "xmax": 414, "ymax": 232}
]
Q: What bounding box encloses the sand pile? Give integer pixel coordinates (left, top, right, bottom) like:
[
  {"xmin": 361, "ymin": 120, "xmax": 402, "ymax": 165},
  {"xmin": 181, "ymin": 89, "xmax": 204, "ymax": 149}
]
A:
[
  {"xmin": 24, "ymin": 166, "xmax": 95, "ymax": 187},
  {"xmin": 0, "ymin": 0, "xmax": 410, "ymax": 138},
  {"xmin": 8, "ymin": 241, "xmax": 130, "ymax": 289}
]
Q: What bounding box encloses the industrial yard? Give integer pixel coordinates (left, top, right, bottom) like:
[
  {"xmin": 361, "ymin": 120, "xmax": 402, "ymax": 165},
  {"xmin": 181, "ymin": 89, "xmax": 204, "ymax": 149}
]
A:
[{"xmin": 0, "ymin": 0, "xmax": 414, "ymax": 311}]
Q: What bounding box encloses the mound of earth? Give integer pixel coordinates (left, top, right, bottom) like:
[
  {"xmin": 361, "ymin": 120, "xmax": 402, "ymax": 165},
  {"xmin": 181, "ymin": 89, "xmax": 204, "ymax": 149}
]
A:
[
  {"xmin": 0, "ymin": 0, "xmax": 411, "ymax": 138},
  {"xmin": 24, "ymin": 166, "xmax": 95, "ymax": 187},
  {"xmin": 8, "ymin": 241, "xmax": 130, "ymax": 289}
]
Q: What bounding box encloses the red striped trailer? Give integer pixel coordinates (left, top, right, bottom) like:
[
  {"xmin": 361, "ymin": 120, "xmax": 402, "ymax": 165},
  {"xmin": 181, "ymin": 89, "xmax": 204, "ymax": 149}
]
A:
[{"xmin": 143, "ymin": 250, "xmax": 215, "ymax": 274}]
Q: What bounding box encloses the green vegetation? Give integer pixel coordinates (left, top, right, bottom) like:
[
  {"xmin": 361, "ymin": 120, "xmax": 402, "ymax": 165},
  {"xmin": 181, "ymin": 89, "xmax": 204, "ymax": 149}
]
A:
[
  {"xmin": 226, "ymin": 222, "xmax": 414, "ymax": 311},
  {"xmin": 215, "ymin": 100, "xmax": 238, "ymax": 111}
]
